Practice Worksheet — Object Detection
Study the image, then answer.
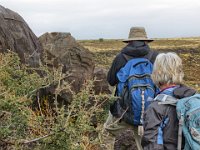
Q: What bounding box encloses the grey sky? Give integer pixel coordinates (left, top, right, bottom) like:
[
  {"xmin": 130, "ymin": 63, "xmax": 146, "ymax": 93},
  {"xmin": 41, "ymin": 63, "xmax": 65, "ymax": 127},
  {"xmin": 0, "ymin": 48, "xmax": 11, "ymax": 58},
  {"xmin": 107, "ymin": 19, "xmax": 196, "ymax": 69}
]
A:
[{"xmin": 1, "ymin": 0, "xmax": 200, "ymax": 40}]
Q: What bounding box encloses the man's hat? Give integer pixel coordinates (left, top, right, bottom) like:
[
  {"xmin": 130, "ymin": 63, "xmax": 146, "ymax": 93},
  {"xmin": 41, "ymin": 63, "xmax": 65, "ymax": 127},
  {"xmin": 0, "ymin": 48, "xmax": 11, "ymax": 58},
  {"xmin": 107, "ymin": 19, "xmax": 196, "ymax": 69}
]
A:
[{"xmin": 123, "ymin": 27, "xmax": 154, "ymax": 43}]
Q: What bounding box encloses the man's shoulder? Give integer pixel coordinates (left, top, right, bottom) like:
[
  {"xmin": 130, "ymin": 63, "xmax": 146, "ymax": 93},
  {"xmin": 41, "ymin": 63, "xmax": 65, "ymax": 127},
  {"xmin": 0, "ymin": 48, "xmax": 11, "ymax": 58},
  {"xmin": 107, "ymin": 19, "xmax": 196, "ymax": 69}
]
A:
[{"xmin": 144, "ymin": 50, "xmax": 159, "ymax": 64}]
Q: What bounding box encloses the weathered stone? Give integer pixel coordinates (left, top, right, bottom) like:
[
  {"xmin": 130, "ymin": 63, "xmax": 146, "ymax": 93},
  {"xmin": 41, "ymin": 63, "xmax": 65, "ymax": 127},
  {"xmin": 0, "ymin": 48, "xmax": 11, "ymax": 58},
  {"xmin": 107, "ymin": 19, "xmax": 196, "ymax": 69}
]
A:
[
  {"xmin": 93, "ymin": 68, "xmax": 111, "ymax": 94},
  {"xmin": 39, "ymin": 32, "xmax": 95, "ymax": 93},
  {"xmin": 0, "ymin": 5, "xmax": 42, "ymax": 67}
]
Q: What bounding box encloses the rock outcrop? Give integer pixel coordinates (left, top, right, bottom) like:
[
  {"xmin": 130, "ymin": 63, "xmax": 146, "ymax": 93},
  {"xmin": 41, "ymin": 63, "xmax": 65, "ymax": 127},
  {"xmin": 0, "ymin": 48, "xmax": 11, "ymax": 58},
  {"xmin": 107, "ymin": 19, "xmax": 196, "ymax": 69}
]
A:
[
  {"xmin": 0, "ymin": 4, "xmax": 111, "ymax": 106},
  {"xmin": 93, "ymin": 68, "xmax": 111, "ymax": 94},
  {"xmin": 39, "ymin": 32, "xmax": 95, "ymax": 93},
  {"xmin": 0, "ymin": 5, "xmax": 42, "ymax": 67}
]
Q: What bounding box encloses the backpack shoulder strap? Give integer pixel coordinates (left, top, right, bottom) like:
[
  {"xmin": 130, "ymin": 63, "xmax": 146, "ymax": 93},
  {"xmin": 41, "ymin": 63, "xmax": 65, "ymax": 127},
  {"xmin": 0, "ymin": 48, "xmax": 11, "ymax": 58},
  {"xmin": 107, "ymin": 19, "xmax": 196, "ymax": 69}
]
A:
[
  {"xmin": 154, "ymin": 94, "xmax": 178, "ymax": 106},
  {"xmin": 122, "ymin": 53, "xmax": 133, "ymax": 61},
  {"xmin": 144, "ymin": 51, "xmax": 158, "ymax": 64},
  {"xmin": 177, "ymin": 115, "xmax": 184, "ymax": 150},
  {"xmin": 155, "ymin": 94, "xmax": 183, "ymax": 150},
  {"xmin": 123, "ymin": 51, "xmax": 158, "ymax": 64}
]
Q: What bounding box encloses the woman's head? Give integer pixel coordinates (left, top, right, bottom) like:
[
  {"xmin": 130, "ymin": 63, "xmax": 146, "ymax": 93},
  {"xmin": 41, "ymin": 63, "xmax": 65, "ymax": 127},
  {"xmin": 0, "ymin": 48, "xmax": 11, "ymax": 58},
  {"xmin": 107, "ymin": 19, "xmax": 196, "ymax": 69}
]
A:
[{"xmin": 152, "ymin": 52, "xmax": 184, "ymax": 87}]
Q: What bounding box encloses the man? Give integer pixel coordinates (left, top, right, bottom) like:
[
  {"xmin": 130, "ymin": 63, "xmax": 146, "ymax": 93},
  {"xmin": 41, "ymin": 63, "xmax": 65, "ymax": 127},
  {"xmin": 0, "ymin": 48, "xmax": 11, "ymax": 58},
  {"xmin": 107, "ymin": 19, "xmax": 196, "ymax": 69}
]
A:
[
  {"xmin": 104, "ymin": 27, "xmax": 158, "ymax": 150},
  {"xmin": 107, "ymin": 27, "xmax": 158, "ymax": 86}
]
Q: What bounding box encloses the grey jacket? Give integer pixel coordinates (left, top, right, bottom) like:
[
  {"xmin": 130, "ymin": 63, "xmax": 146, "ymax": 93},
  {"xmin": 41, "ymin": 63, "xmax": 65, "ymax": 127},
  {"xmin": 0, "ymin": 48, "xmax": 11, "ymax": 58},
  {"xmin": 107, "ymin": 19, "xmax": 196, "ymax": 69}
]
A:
[{"xmin": 142, "ymin": 85, "xmax": 196, "ymax": 150}]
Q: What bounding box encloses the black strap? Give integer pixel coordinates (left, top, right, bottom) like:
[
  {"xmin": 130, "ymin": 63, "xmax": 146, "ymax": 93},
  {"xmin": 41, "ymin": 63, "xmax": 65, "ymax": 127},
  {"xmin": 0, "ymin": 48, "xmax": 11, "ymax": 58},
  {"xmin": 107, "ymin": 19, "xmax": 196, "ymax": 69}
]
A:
[
  {"xmin": 144, "ymin": 51, "xmax": 158, "ymax": 64},
  {"xmin": 122, "ymin": 53, "xmax": 133, "ymax": 61},
  {"xmin": 122, "ymin": 51, "xmax": 158, "ymax": 64}
]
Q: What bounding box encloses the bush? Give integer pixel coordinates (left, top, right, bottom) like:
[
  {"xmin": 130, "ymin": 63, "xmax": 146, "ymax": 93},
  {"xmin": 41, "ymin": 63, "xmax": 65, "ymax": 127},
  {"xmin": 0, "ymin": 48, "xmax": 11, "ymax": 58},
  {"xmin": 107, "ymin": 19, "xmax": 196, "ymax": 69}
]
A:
[
  {"xmin": 0, "ymin": 52, "xmax": 109, "ymax": 150},
  {"xmin": 99, "ymin": 38, "xmax": 104, "ymax": 42}
]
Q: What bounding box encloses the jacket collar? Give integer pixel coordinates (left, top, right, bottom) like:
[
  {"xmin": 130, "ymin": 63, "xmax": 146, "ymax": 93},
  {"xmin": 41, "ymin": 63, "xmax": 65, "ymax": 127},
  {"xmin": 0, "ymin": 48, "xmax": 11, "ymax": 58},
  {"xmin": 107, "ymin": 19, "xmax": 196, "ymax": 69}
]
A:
[{"xmin": 121, "ymin": 41, "xmax": 150, "ymax": 58}]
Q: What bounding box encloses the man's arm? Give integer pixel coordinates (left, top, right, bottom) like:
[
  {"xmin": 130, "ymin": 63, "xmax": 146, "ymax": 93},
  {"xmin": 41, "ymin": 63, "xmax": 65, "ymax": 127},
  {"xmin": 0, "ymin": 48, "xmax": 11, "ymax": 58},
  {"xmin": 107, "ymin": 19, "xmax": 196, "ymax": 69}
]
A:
[{"xmin": 107, "ymin": 53, "xmax": 126, "ymax": 86}]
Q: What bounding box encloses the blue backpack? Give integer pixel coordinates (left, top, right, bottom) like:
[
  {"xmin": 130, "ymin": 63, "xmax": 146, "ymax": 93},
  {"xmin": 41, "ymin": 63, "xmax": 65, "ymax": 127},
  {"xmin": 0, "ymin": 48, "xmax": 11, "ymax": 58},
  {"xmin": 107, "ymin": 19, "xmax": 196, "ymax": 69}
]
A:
[
  {"xmin": 176, "ymin": 94, "xmax": 200, "ymax": 150},
  {"xmin": 116, "ymin": 57, "xmax": 157, "ymax": 126}
]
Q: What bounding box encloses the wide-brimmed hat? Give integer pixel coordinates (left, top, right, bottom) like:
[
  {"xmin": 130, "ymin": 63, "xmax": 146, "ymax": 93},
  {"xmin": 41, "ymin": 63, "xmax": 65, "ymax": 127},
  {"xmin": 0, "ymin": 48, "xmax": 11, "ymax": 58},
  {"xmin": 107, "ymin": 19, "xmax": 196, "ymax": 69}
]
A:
[{"xmin": 123, "ymin": 27, "xmax": 154, "ymax": 43}]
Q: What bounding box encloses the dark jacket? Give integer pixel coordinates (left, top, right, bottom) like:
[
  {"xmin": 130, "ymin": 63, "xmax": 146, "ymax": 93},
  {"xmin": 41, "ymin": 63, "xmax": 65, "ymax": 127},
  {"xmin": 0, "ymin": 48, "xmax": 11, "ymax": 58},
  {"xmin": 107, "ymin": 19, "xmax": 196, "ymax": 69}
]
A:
[
  {"xmin": 107, "ymin": 41, "xmax": 158, "ymax": 86},
  {"xmin": 142, "ymin": 85, "xmax": 196, "ymax": 150}
]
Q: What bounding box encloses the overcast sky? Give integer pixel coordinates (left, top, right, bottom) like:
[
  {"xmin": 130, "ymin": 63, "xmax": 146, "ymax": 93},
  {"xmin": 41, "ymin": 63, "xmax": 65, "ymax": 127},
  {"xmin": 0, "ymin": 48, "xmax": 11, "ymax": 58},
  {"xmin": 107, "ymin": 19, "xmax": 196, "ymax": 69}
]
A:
[{"xmin": 1, "ymin": 0, "xmax": 200, "ymax": 40}]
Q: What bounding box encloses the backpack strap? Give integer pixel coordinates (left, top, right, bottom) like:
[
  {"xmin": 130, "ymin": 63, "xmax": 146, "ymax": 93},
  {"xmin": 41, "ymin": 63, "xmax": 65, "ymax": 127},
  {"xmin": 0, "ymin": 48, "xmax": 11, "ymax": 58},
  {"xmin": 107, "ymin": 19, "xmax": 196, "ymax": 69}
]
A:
[
  {"xmin": 154, "ymin": 94, "xmax": 178, "ymax": 106},
  {"xmin": 155, "ymin": 94, "xmax": 183, "ymax": 150},
  {"xmin": 177, "ymin": 115, "xmax": 184, "ymax": 150},
  {"xmin": 122, "ymin": 51, "xmax": 158, "ymax": 64},
  {"xmin": 144, "ymin": 51, "xmax": 158, "ymax": 64},
  {"xmin": 122, "ymin": 53, "xmax": 133, "ymax": 61},
  {"xmin": 157, "ymin": 106, "xmax": 170, "ymax": 145},
  {"xmin": 138, "ymin": 90, "xmax": 145, "ymax": 136}
]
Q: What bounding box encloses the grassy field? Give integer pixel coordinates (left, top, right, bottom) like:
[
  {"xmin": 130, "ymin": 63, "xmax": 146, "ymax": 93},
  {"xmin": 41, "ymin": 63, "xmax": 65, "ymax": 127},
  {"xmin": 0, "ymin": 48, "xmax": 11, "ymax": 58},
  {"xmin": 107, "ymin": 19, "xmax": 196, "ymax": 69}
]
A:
[{"xmin": 78, "ymin": 38, "xmax": 200, "ymax": 91}]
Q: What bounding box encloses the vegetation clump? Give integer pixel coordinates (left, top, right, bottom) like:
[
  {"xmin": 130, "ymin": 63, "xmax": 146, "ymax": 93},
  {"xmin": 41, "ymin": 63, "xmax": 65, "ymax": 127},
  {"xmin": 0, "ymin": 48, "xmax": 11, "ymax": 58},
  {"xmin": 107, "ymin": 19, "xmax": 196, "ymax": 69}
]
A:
[{"xmin": 0, "ymin": 52, "xmax": 110, "ymax": 150}]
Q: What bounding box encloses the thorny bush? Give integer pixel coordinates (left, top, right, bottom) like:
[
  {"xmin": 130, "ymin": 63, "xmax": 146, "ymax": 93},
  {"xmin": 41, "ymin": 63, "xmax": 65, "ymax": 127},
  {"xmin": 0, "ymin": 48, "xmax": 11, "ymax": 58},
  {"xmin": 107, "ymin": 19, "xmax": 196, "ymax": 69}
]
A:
[{"xmin": 0, "ymin": 52, "xmax": 111, "ymax": 150}]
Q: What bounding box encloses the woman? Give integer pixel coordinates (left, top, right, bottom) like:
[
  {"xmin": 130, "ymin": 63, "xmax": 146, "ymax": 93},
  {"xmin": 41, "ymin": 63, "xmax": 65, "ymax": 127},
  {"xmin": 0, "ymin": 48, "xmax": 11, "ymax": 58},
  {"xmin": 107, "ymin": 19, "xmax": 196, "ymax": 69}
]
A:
[{"xmin": 142, "ymin": 52, "xmax": 196, "ymax": 150}]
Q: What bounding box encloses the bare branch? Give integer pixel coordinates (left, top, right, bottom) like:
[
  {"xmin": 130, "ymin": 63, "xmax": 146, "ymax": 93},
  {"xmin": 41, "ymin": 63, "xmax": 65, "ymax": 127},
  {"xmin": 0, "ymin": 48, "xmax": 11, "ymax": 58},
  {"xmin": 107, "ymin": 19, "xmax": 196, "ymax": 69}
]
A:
[{"xmin": 21, "ymin": 128, "xmax": 65, "ymax": 144}]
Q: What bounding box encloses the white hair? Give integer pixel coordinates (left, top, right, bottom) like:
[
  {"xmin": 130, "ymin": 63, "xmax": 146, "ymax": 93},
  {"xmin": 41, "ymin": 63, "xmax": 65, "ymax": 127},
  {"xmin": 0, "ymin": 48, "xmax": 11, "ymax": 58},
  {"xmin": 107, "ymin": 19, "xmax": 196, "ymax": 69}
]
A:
[{"xmin": 152, "ymin": 52, "xmax": 184, "ymax": 87}]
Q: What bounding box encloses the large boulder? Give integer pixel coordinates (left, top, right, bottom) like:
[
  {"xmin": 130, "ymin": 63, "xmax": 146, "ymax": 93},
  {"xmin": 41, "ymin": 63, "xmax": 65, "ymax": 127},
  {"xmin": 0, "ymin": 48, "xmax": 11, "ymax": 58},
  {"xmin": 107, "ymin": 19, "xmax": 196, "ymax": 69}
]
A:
[
  {"xmin": 39, "ymin": 32, "xmax": 95, "ymax": 93},
  {"xmin": 0, "ymin": 5, "xmax": 42, "ymax": 67}
]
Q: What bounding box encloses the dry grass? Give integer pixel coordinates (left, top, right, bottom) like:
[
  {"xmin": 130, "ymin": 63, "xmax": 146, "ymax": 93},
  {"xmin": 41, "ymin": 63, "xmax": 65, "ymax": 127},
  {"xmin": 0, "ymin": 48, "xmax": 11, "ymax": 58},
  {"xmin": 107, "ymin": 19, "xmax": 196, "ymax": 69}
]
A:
[{"xmin": 78, "ymin": 38, "xmax": 200, "ymax": 91}]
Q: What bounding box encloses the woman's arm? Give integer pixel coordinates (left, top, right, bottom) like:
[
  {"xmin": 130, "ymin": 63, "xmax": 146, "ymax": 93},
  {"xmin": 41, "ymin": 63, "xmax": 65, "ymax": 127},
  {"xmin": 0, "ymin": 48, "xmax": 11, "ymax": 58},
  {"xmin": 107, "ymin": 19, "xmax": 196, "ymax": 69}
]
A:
[{"xmin": 142, "ymin": 102, "xmax": 167, "ymax": 150}]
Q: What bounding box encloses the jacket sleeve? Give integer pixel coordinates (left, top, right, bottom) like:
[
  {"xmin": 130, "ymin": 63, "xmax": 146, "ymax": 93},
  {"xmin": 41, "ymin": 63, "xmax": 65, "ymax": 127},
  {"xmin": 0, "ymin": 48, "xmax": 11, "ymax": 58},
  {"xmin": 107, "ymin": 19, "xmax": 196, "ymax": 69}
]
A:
[
  {"xmin": 142, "ymin": 102, "xmax": 166, "ymax": 150},
  {"xmin": 107, "ymin": 53, "xmax": 126, "ymax": 86}
]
